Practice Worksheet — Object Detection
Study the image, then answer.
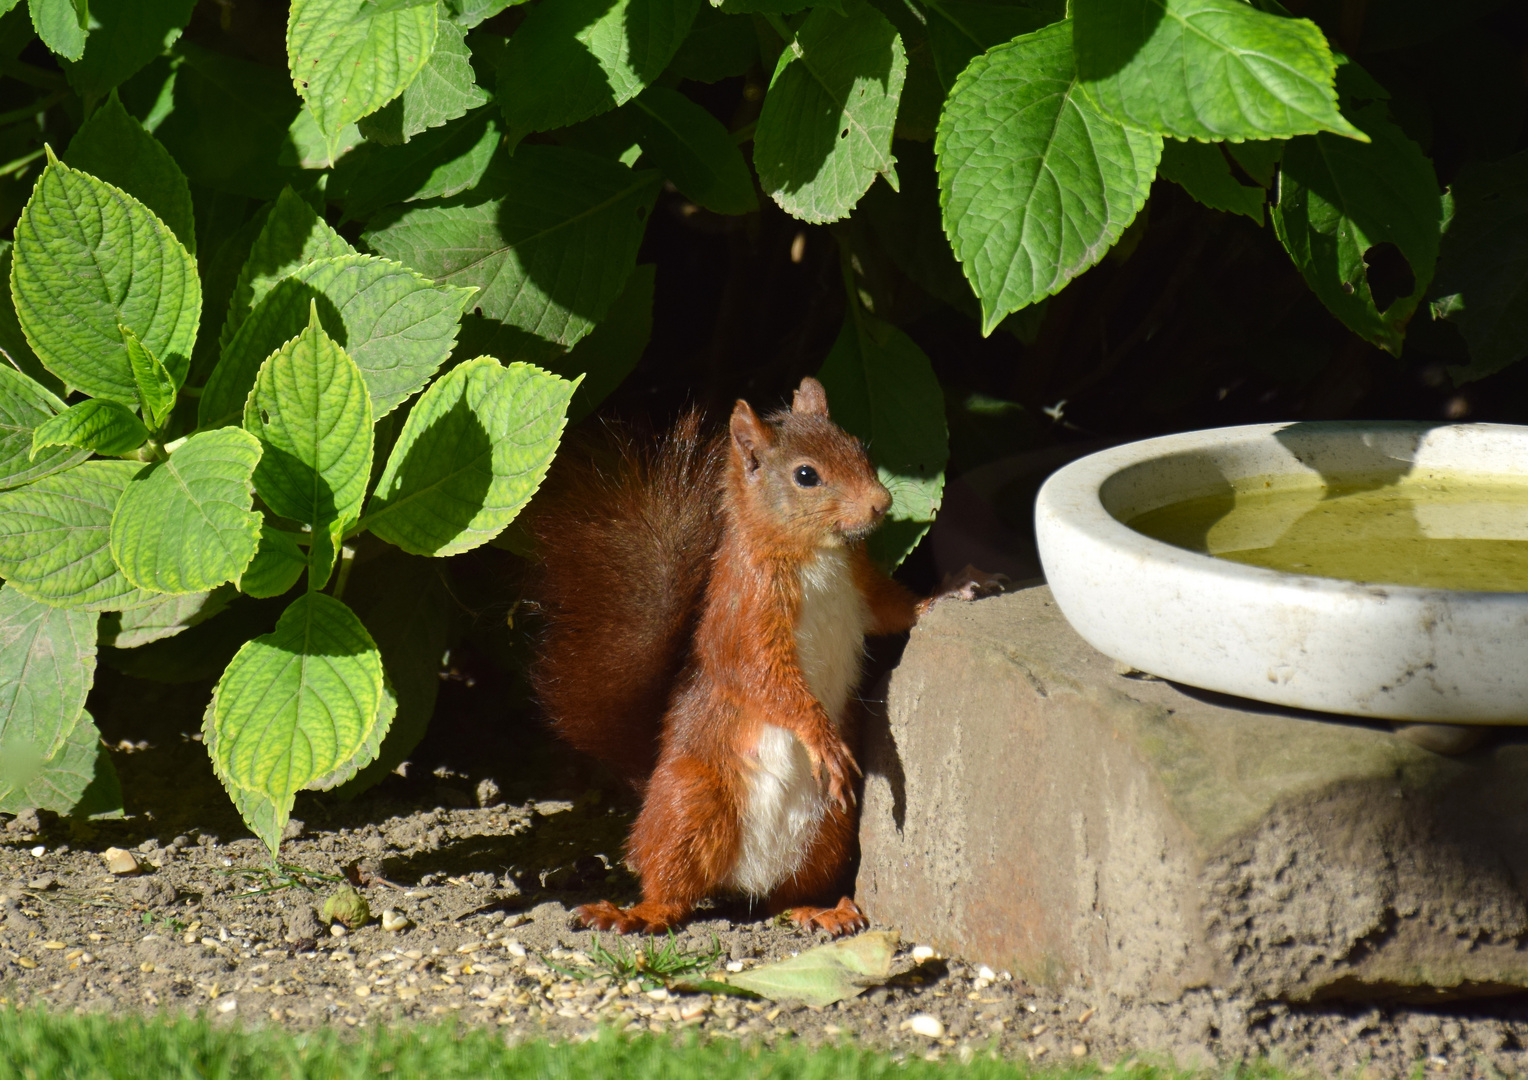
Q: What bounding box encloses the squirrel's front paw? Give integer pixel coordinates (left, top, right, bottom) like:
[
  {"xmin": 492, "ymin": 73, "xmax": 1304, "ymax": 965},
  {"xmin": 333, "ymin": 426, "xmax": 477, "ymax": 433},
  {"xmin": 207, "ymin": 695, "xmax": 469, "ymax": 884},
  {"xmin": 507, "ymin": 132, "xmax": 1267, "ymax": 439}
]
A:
[{"xmin": 806, "ymin": 736, "xmax": 861, "ymax": 812}]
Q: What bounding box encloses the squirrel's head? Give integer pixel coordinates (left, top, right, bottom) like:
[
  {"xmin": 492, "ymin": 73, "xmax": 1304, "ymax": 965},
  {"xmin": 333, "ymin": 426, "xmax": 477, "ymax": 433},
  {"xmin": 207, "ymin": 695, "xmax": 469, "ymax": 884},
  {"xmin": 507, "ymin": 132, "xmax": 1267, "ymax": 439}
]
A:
[{"xmin": 727, "ymin": 377, "xmax": 892, "ymax": 547}]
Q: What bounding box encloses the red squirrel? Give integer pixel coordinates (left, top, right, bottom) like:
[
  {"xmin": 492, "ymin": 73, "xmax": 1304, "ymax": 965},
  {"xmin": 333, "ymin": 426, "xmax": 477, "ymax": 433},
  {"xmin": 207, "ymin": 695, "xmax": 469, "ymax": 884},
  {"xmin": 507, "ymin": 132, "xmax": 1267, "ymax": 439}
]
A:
[{"xmin": 531, "ymin": 377, "xmax": 992, "ymax": 936}]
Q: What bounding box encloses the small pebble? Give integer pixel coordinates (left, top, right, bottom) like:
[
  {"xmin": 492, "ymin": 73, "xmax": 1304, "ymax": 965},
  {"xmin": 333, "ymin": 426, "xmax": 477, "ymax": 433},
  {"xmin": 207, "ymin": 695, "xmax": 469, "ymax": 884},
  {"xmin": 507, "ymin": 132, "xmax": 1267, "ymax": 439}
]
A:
[
  {"xmin": 381, "ymin": 909, "xmax": 411, "ymax": 932},
  {"xmin": 910, "ymin": 945, "xmax": 935, "ymax": 961},
  {"xmin": 505, "ymin": 941, "xmax": 526, "ymax": 957},
  {"xmin": 140, "ymin": 962, "xmax": 155, "ymax": 973},
  {"xmin": 725, "ymin": 960, "xmax": 745, "ymax": 973},
  {"xmin": 29, "ymin": 846, "xmax": 45, "ymax": 858},
  {"xmin": 216, "ymin": 998, "xmax": 237, "ymax": 1014},
  {"xmin": 906, "ymin": 1014, "xmax": 944, "ymax": 1039},
  {"xmin": 329, "ymin": 923, "xmax": 348, "ymax": 938},
  {"xmin": 1072, "ymin": 1043, "xmax": 1088, "ymax": 1057},
  {"xmin": 102, "ymin": 848, "xmax": 139, "ymax": 876},
  {"xmin": 977, "ymin": 965, "xmax": 996, "ymax": 980}
]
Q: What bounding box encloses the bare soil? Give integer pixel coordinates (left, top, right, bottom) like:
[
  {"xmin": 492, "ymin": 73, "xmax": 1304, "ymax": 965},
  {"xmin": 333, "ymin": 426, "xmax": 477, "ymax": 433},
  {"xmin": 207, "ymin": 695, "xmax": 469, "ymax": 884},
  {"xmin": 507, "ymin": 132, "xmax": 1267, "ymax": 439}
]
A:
[{"xmin": 5, "ymin": 656, "xmax": 1528, "ymax": 1078}]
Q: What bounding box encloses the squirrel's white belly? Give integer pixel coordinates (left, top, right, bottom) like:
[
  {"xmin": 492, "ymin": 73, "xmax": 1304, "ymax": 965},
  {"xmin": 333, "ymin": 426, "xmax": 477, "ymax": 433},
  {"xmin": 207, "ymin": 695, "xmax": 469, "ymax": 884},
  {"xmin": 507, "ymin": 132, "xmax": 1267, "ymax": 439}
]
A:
[{"xmin": 727, "ymin": 548, "xmax": 868, "ymax": 897}]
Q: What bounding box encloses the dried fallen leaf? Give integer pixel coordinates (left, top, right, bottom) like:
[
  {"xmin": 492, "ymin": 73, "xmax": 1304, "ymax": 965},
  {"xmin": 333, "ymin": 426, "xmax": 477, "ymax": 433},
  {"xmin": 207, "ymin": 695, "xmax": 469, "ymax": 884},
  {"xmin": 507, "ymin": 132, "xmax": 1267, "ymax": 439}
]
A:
[{"xmin": 719, "ymin": 930, "xmax": 899, "ymax": 1007}]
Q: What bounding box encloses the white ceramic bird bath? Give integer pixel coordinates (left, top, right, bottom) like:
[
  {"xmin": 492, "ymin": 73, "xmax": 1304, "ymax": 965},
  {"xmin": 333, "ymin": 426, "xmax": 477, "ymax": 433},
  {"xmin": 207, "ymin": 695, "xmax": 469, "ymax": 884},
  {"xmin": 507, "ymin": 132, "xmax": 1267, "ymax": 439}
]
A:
[{"xmin": 1035, "ymin": 422, "xmax": 1528, "ymax": 727}]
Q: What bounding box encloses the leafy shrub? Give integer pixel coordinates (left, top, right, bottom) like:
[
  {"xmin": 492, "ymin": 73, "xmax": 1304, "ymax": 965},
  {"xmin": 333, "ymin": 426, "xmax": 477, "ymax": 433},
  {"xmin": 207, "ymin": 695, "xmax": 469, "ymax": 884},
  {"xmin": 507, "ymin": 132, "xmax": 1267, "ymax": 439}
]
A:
[{"xmin": 0, "ymin": 0, "xmax": 1520, "ymax": 852}]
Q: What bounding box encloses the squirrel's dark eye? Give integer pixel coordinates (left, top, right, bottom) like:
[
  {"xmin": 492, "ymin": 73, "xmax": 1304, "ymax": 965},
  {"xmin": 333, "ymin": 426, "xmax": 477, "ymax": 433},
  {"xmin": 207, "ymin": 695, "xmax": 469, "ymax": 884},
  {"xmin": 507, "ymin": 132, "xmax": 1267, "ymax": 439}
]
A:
[{"xmin": 793, "ymin": 465, "xmax": 820, "ymax": 488}]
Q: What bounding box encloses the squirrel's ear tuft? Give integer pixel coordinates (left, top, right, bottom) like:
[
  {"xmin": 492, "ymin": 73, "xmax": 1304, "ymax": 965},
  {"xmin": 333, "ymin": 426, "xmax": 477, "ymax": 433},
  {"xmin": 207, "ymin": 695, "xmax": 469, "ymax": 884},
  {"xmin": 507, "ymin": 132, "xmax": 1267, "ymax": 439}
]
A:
[
  {"xmin": 730, "ymin": 399, "xmax": 768, "ymax": 475},
  {"xmin": 792, "ymin": 377, "xmax": 830, "ymax": 418}
]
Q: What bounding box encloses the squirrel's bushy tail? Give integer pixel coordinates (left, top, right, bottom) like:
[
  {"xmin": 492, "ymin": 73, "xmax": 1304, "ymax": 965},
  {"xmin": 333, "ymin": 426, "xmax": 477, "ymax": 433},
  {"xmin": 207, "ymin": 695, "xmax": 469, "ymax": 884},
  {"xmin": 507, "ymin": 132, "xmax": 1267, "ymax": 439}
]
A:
[{"xmin": 529, "ymin": 412, "xmax": 724, "ymax": 791}]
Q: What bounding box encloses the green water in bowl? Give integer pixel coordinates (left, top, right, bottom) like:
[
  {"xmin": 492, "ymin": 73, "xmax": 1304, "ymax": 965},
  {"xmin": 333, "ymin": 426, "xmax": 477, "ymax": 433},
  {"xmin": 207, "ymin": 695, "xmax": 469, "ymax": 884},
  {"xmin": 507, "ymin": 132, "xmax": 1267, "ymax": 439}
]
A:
[{"xmin": 1125, "ymin": 473, "xmax": 1528, "ymax": 592}]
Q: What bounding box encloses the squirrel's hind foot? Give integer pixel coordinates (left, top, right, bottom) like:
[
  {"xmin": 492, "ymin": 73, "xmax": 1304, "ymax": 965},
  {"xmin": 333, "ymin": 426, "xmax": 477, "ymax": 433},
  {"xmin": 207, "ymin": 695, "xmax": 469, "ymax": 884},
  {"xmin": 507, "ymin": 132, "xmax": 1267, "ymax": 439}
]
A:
[
  {"xmin": 786, "ymin": 896, "xmax": 867, "ymax": 938},
  {"xmin": 575, "ymin": 899, "xmax": 688, "ymax": 935}
]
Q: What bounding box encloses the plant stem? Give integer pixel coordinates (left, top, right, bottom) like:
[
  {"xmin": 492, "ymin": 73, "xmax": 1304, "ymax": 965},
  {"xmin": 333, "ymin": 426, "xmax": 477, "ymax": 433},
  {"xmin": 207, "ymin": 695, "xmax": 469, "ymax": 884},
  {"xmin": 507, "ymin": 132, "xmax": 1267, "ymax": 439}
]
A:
[
  {"xmin": 0, "ymin": 148, "xmax": 46, "ymax": 179},
  {"xmin": 0, "ymin": 89, "xmax": 69, "ymax": 129},
  {"xmin": 331, "ymin": 543, "xmax": 357, "ymax": 601}
]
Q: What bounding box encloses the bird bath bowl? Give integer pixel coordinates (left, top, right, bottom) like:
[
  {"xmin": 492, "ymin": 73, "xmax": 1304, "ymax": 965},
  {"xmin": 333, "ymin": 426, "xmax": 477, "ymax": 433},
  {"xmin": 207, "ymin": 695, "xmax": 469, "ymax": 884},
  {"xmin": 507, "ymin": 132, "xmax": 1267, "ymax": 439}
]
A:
[{"xmin": 1035, "ymin": 422, "xmax": 1528, "ymax": 726}]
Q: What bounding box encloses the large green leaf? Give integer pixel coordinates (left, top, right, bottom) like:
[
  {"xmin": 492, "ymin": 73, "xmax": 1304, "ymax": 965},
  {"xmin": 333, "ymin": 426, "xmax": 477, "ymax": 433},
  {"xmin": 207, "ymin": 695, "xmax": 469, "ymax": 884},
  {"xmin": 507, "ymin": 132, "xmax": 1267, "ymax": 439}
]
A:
[
  {"xmin": 202, "ymin": 253, "xmax": 474, "ymax": 429},
  {"xmin": 244, "ymin": 310, "xmax": 374, "ymax": 537},
  {"xmin": 631, "ymin": 86, "xmax": 756, "ymax": 215},
  {"xmin": 935, "ymin": 20, "xmax": 1161, "ymax": 334},
  {"xmin": 64, "ymin": 90, "xmax": 196, "ymax": 253},
  {"xmin": 99, "ymin": 586, "xmax": 233, "ymax": 648},
  {"xmin": 923, "ymin": 0, "xmax": 1062, "ymax": 90},
  {"xmin": 11, "ymin": 154, "xmax": 201, "ymax": 400},
  {"xmin": 443, "ymin": 0, "xmax": 524, "ymax": 27},
  {"xmin": 0, "ymin": 461, "xmax": 156, "ymax": 611},
  {"xmin": 0, "ymin": 583, "xmax": 96, "ymax": 764},
  {"xmin": 219, "ymin": 186, "xmax": 355, "ymax": 356},
  {"xmin": 0, "ymin": 708, "xmax": 121, "ymax": 819},
  {"xmin": 31, "ymin": 399, "xmax": 149, "ymax": 458},
  {"xmin": 361, "ymin": 357, "xmax": 576, "ymax": 556},
  {"xmin": 1157, "ymin": 138, "xmax": 1266, "ymax": 224},
  {"xmin": 358, "ymin": 19, "xmax": 488, "ymax": 146},
  {"xmin": 668, "ymin": 7, "xmax": 758, "ymax": 84},
  {"xmin": 0, "ymin": 365, "xmax": 90, "ymax": 491},
  {"xmin": 1431, "ymin": 151, "xmax": 1528, "ymax": 383},
  {"xmin": 30, "ymin": 0, "xmax": 88, "ymax": 61},
  {"xmin": 550, "ymin": 263, "xmax": 654, "ymax": 425},
  {"xmin": 334, "ymin": 110, "xmax": 501, "ymax": 221},
  {"xmin": 153, "ymin": 41, "xmax": 303, "ymax": 200},
  {"xmin": 754, "ymin": 0, "xmax": 906, "ymax": 225},
  {"xmin": 496, "ymin": 0, "xmax": 700, "ymax": 148},
  {"xmin": 62, "ymin": 0, "xmax": 194, "ymax": 100},
  {"xmin": 1272, "ymin": 102, "xmax": 1442, "ymax": 356},
  {"xmin": 110, "ymin": 427, "xmax": 264, "ymax": 594},
  {"xmin": 287, "ymin": 0, "xmax": 439, "ymax": 162},
  {"xmin": 817, "ymin": 308, "xmax": 946, "ymax": 568},
  {"xmin": 1073, "ymin": 0, "xmax": 1364, "ymax": 144},
  {"xmin": 363, "ymin": 145, "xmax": 660, "ymax": 350},
  {"xmin": 0, "ymin": 245, "xmax": 64, "ymax": 400},
  {"xmin": 207, "ymin": 591, "xmax": 387, "ymax": 855}
]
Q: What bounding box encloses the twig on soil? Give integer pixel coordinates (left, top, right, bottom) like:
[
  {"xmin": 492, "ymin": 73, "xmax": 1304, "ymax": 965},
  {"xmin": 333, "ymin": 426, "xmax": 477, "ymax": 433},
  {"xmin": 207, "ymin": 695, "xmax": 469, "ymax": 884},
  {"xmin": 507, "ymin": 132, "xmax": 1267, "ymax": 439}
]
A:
[{"xmin": 219, "ymin": 862, "xmax": 345, "ymax": 896}]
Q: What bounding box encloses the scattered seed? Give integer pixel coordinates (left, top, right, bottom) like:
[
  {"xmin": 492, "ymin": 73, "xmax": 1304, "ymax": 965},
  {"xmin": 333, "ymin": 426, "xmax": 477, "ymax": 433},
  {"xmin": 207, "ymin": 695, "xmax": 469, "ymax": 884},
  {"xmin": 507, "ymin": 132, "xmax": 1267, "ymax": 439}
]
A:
[
  {"xmin": 1072, "ymin": 1043, "xmax": 1088, "ymax": 1057},
  {"xmin": 906, "ymin": 1015, "xmax": 944, "ymax": 1039},
  {"xmin": 29, "ymin": 846, "xmax": 45, "ymax": 858},
  {"xmin": 910, "ymin": 945, "xmax": 935, "ymax": 961},
  {"xmin": 16, "ymin": 958, "xmax": 36, "ymax": 969},
  {"xmin": 42, "ymin": 941, "xmax": 65, "ymax": 950},
  {"xmin": 1077, "ymin": 1007, "xmax": 1095, "ymax": 1025},
  {"xmin": 140, "ymin": 963, "xmax": 155, "ymax": 973}
]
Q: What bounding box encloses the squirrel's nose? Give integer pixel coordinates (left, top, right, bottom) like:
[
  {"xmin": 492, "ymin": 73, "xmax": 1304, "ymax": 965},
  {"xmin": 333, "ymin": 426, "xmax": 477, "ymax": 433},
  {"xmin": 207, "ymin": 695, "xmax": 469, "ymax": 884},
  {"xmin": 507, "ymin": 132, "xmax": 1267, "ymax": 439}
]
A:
[{"xmin": 869, "ymin": 489, "xmax": 891, "ymax": 519}]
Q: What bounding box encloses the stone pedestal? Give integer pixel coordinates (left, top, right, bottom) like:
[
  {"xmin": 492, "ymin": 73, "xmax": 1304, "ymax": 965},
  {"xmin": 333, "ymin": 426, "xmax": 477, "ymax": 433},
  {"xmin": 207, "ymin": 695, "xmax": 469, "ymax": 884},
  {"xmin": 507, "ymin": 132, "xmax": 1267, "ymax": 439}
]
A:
[{"xmin": 856, "ymin": 586, "xmax": 1528, "ymax": 1003}]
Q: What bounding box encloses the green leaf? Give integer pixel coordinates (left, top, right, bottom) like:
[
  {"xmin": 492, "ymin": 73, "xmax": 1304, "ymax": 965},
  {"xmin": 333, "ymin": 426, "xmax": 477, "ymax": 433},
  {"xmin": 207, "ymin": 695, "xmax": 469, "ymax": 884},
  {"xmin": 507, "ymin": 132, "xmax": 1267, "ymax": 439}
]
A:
[
  {"xmin": 11, "ymin": 154, "xmax": 201, "ymax": 402},
  {"xmin": 549, "ymin": 263, "xmax": 654, "ymax": 425},
  {"xmin": 122, "ymin": 324, "xmax": 177, "ymax": 428},
  {"xmin": 496, "ymin": 0, "xmax": 700, "ymax": 148},
  {"xmin": 62, "ymin": 0, "xmax": 194, "ymax": 100},
  {"xmin": 935, "ymin": 20, "xmax": 1161, "ymax": 334},
  {"xmin": 29, "ymin": 0, "xmax": 88, "ymax": 61},
  {"xmin": 1072, "ymin": 0, "xmax": 1366, "ymax": 143},
  {"xmin": 284, "ymin": 108, "xmax": 364, "ymax": 170},
  {"xmin": 1157, "ymin": 138, "xmax": 1265, "ymax": 223},
  {"xmin": 362, "ymin": 356, "xmax": 576, "ymax": 556},
  {"xmin": 817, "ymin": 309, "xmax": 946, "ymax": 568},
  {"xmin": 153, "ymin": 41, "xmax": 303, "ymax": 200},
  {"xmin": 668, "ymin": 7, "xmax": 758, "ymax": 84},
  {"xmin": 712, "ymin": 0, "xmax": 807, "ymax": 13},
  {"xmin": 0, "ymin": 365, "xmax": 90, "ymax": 491},
  {"xmin": 0, "ymin": 461, "xmax": 157, "ymax": 611},
  {"xmin": 187, "ymin": 205, "xmax": 271, "ymax": 388},
  {"xmin": 0, "ymin": 583, "xmax": 96, "ymax": 763},
  {"xmin": 0, "ymin": 245, "xmax": 65, "ymax": 400},
  {"xmin": 442, "ymin": 0, "xmax": 524, "ymax": 27},
  {"xmin": 754, "ymin": 0, "xmax": 906, "ymax": 224},
  {"xmin": 358, "ymin": 19, "xmax": 488, "ymax": 145},
  {"xmin": 64, "ymin": 90, "xmax": 196, "ymax": 253},
  {"xmin": 1272, "ymin": 102, "xmax": 1442, "ymax": 355},
  {"xmin": 287, "ymin": 0, "xmax": 439, "ymax": 162},
  {"xmin": 333, "ymin": 548, "xmax": 454, "ymax": 796},
  {"xmin": 1227, "ymin": 138, "xmax": 1283, "ymax": 187},
  {"xmin": 218, "ymin": 186, "xmax": 355, "ymax": 357},
  {"xmin": 202, "ymin": 253, "xmax": 475, "ymax": 429},
  {"xmin": 631, "ymin": 86, "xmax": 757, "ymax": 215},
  {"xmin": 723, "ymin": 930, "xmax": 898, "ymax": 1006},
  {"xmin": 923, "ymin": 0, "xmax": 1063, "ymax": 90},
  {"xmin": 237, "ymin": 523, "xmax": 307, "ymax": 599},
  {"xmin": 363, "ymin": 145, "xmax": 660, "ymax": 351},
  {"xmin": 110, "ymin": 427, "xmax": 264, "ymax": 594},
  {"xmin": 334, "ymin": 110, "xmax": 501, "ymax": 220},
  {"xmin": 244, "ymin": 308, "xmax": 374, "ymax": 536},
  {"xmin": 30, "ymin": 398, "xmax": 148, "ymax": 458},
  {"xmin": 0, "ymin": 708, "xmax": 121, "ymax": 819},
  {"xmin": 1431, "ymin": 150, "xmax": 1528, "ymax": 383},
  {"xmin": 207, "ymin": 591, "xmax": 386, "ymax": 855},
  {"xmin": 98, "ymin": 585, "xmax": 233, "ymax": 648},
  {"xmin": 103, "ymin": 592, "xmax": 283, "ymax": 683}
]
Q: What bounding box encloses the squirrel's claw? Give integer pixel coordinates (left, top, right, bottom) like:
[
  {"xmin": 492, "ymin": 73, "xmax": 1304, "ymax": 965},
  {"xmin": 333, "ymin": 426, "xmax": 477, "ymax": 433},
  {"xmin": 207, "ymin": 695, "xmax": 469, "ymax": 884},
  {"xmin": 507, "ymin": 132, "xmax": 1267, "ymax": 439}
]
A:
[
  {"xmin": 919, "ymin": 565, "xmax": 1010, "ymax": 614},
  {"xmin": 787, "ymin": 897, "xmax": 868, "ymax": 938}
]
